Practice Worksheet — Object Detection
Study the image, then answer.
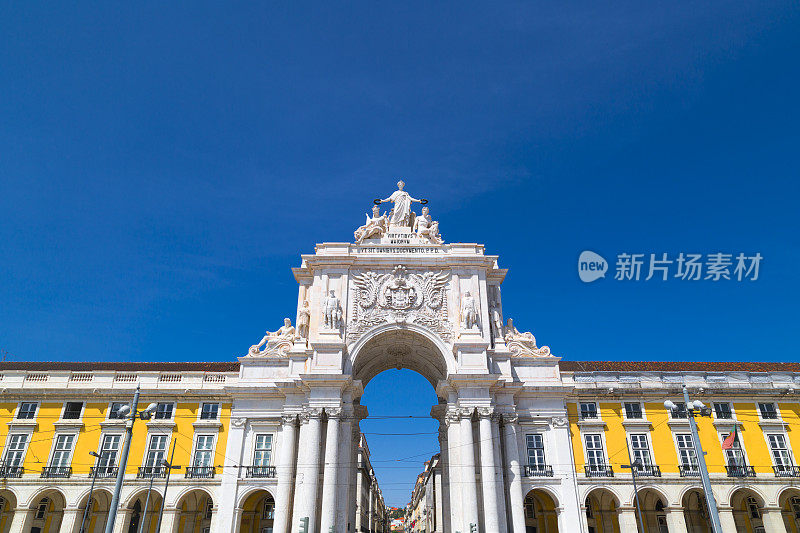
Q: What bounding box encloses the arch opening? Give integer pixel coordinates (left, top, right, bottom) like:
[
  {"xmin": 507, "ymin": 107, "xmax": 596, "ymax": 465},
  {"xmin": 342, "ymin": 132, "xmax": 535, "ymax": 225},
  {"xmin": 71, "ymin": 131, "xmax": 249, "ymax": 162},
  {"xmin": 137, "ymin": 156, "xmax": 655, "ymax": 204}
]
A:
[
  {"xmin": 681, "ymin": 489, "xmax": 711, "ymax": 533},
  {"xmin": 584, "ymin": 488, "xmax": 620, "ymax": 533},
  {"xmin": 524, "ymin": 489, "xmax": 559, "ymax": 533},
  {"xmin": 239, "ymin": 490, "xmax": 274, "ymax": 533}
]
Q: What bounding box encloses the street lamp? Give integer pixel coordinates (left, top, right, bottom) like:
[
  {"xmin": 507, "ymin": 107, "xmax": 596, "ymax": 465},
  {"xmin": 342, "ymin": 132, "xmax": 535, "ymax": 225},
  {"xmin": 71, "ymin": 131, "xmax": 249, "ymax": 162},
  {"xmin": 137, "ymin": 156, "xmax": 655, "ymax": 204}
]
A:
[
  {"xmin": 79, "ymin": 450, "xmax": 102, "ymax": 533},
  {"xmin": 154, "ymin": 440, "xmax": 181, "ymax": 533},
  {"xmin": 104, "ymin": 386, "xmax": 158, "ymax": 533},
  {"xmin": 664, "ymin": 385, "xmax": 723, "ymax": 533},
  {"xmin": 620, "ymin": 438, "xmax": 645, "ymax": 533}
]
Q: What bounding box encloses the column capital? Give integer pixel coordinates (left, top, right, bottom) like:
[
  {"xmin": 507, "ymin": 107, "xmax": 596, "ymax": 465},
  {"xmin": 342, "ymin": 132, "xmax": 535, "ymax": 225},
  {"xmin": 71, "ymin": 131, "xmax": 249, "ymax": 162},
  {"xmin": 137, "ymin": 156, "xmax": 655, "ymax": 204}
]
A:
[
  {"xmin": 325, "ymin": 407, "xmax": 343, "ymax": 419},
  {"xmin": 300, "ymin": 407, "xmax": 325, "ymax": 422},
  {"xmin": 281, "ymin": 413, "xmax": 298, "ymax": 425},
  {"xmin": 477, "ymin": 406, "xmax": 494, "ymax": 419},
  {"xmin": 501, "ymin": 413, "xmax": 519, "ymax": 425}
]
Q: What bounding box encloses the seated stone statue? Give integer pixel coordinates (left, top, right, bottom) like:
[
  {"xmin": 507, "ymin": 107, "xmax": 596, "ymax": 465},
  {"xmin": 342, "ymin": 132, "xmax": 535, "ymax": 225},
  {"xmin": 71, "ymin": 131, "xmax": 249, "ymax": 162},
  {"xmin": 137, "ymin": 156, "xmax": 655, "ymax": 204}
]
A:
[
  {"xmin": 413, "ymin": 206, "xmax": 443, "ymax": 244},
  {"xmin": 504, "ymin": 318, "xmax": 536, "ymax": 345},
  {"xmin": 249, "ymin": 318, "xmax": 296, "ymax": 356},
  {"xmin": 354, "ymin": 205, "xmax": 389, "ymax": 243}
]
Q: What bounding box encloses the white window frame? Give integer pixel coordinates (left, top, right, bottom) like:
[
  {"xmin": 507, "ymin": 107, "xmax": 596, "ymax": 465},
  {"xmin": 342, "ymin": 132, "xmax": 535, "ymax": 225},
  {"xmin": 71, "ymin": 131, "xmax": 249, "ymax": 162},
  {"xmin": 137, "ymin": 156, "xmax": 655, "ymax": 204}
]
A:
[
  {"xmin": 252, "ymin": 433, "xmax": 274, "ymax": 467},
  {"xmin": 623, "ymin": 401, "xmax": 645, "ymax": 420},
  {"xmin": 48, "ymin": 433, "xmax": 77, "ymax": 468},
  {"xmin": 674, "ymin": 433, "xmax": 699, "ymax": 470},
  {"xmin": 191, "ymin": 434, "xmax": 216, "ymax": 467},
  {"xmin": 628, "ymin": 433, "xmax": 654, "ymax": 467},
  {"xmin": 757, "ymin": 402, "xmax": 780, "ymax": 421},
  {"xmin": 154, "ymin": 402, "xmax": 176, "ymax": 421},
  {"xmin": 143, "ymin": 434, "xmax": 170, "ymax": 471},
  {"xmin": 579, "ymin": 402, "xmax": 599, "ymax": 420},
  {"xmin": 583, "ymin": 433, "xmax": 608, "ymax": 468},
  {"xmin": 2, "ymin": 433, "xmax": 31, "ymax": 467},
  {"xmin": 765, "ymin": 432, "xmax": 795, "ymax": 469},
  {"xmin": 96, "ymin": 433, "xmax": 124, "ymax": 470},
  {"xmin": 199, "ymin": 403, "xmax": 220, "ymax": 421},
  {"xmin": 717, "ymin": 430, "xmax": 750, "ymax": 468},
  {"xmin": 525, "ymin": 433, "xmax": 547, "ymax": 468},
  {"xmin": 60, "ymin": 401, "xmax": 85, "ymax": 421},
  {"xmin": 107, "ymin": 401, "xmax": 129, "ymax": 421},
  {"xmin": 712, "ymin": 401, "xmax": 735, "ymax": 420},
  {"xmin": 15, "ymin": 401, "xmax": 39, "ymax": 420}
]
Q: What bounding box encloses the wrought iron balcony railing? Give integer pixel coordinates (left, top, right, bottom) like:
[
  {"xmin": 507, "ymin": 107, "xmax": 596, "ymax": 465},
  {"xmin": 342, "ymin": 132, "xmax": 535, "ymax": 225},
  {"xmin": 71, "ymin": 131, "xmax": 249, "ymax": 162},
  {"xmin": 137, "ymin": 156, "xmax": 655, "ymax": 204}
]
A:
[
  {"xmin": 0, "ymin": 465, "xmax": 23, "ymax": 478},
  {"xmin": 633, "ymin": 464, "xmax": 661, "ymax": 477},
  {"xmin": 679, "ymin": 464, "xmax": 701, "ymax": 477},
  {"xmin": 774, "ymin": 465, "xmax": 800, "ymax": 478},
  {"xmin": 245, "ymin": 465, "xmax": 277, "ymax": 478},
  {"xmin": 726, "ymin": 465, "xmax": 756, "ymax": 478},
  {"xmin": 90, "ymin": 466, "xmax": 119, "ymax": 478},
  {"xmin": 185, "ymin": 466, "xmax": 216, "ymax": 479},
  {"xmin": 137, "ymin": 466, "xmax": 167, "ymax": 479},
  {"xmin": 584, "ymin": 464, "xmax": 614, "ymax": 477},
  {"xmin": 41, "ymin": 466, "xmax": 72, "ymax": 479},
  {"xmin": 524, "ymin": 464, "xmax": 554, "ymax": 477}
]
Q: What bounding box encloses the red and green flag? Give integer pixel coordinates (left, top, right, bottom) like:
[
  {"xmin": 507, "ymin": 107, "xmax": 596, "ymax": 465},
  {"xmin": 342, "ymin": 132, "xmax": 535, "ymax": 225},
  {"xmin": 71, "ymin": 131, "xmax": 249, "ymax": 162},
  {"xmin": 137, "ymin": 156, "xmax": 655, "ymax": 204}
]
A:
[{"xmin": 722, "ymin": 425, "xmax": 738, "ymax": 450}]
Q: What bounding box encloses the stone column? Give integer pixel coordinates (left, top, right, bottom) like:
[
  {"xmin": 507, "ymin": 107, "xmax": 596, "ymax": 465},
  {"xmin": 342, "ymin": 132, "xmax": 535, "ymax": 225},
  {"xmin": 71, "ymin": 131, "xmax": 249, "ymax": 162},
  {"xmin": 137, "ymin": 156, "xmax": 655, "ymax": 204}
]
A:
[
  {"xmin": 218, "ymin": 416, "xmax": 247, "ymax": 533},
  {"xmin": 478, "ymin": 408, "xmax": 502, "ymax": 533},
  {"xmin": 446, "ymin": 409, "xmax": 462, "ymax": 533},
  {"xmin": 439, "ymin": 425, "xmax": 452, "ymax": 533},
  {"xmin": 274, "ymin": 414, "xmax": 299, "ymax": 533},
  {"xmin": 718, "ymin": 506, "xmax": 738, "ymax": 533},
  {"xmin": 368, "ymin": 480, "xmax": 375, "ymax": 532},
  {"xmin": 320, "ymin": 408, "xmax": 341, "ymax": 533},
  {"xmin": 61, "ymin": 508, "xmax": 81, "ymax": 533},
  {"xmin": 292, "ymin": 408, "xmax": 324, "ymax": 532},
  {"xmin": 665, "ymin": 507, "xmax": 688, "ymax": 533},
  {"xmin": 502, "ymin": 415, "xmax": 526, "ymax": 533},
  {"xmin": 762, "ymin": 507, "xmax": 790, "ymax": 533},
  {"xmin": 459, "ymin": 409, "xmax": 480, "ymax": 531},
  {"xmin": 159, "ymin": 508, "xmax": 180, "ymax": 533},
  {"xmin": 619, "ymin": 507, "xmax": 639, "ymax": 531},
  {"xmin": 355, "ymin": 457, "xmax": 364, "ymax": 533},
  {"xmin": 337, "ymin": 405, "xmax": 355, "ymax": 532},
  {"xmin": 112, "ymin": 511, "xmax": 128, "ymax": 533},
  {"xmin": 7, "ymin": 508, "xmax": 28, "ymax": 533},
  {"xmin": 490, "ymin": 415, "xmax": 508, "ymax": 533}
]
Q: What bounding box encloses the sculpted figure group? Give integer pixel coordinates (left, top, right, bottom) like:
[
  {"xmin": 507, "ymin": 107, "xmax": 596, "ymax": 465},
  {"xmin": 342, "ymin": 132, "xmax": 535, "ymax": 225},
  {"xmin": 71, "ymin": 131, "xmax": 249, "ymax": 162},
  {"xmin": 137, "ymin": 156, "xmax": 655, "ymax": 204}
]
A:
[{"xmin": 354, "ymin": 181, "xmax": 443, "ymax": 244}]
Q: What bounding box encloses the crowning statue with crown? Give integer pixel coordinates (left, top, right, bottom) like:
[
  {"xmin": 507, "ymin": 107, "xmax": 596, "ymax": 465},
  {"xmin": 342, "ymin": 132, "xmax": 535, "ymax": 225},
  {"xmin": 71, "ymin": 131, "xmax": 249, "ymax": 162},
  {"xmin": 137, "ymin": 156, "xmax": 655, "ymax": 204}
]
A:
[{"xmin": 353, "ymin": 181, "xmax": 443, "ymax": 244}]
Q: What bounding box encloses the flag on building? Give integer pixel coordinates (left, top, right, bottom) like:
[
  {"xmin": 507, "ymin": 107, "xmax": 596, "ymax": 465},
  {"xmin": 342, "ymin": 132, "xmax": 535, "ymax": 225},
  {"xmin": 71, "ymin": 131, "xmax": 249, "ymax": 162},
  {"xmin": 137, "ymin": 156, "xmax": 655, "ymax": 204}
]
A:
[{"xmin": 722, "ymin": 425, "xmax": 738, "ymax": 450}]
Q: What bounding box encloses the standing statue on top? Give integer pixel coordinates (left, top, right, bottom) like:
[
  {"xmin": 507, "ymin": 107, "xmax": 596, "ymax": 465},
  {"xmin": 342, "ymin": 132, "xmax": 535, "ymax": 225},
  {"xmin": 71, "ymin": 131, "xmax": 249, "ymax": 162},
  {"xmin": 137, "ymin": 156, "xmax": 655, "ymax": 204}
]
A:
[{"xmin": 378, "ymin": 180, "xmax": 424, "ymax": 227}]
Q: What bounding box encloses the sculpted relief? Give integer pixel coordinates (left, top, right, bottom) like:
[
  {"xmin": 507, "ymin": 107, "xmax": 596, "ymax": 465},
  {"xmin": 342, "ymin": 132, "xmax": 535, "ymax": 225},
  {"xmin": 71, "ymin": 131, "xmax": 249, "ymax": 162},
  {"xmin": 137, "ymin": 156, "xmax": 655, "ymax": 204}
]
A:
[
  {"xmin": 348, "ymin": 265, "xmax": 452, "ymax": 343},
  {"xmin": 354, "ymin": 181, "xmax": 444, "ymax": 244}
]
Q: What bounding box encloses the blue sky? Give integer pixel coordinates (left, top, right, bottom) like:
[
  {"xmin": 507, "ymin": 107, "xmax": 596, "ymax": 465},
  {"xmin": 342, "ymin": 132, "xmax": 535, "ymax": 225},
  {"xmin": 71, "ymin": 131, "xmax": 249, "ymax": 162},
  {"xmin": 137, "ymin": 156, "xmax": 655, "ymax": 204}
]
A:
[{"xmin": 1, "ymin": 1, "xmax": 798, "ymax": 506}]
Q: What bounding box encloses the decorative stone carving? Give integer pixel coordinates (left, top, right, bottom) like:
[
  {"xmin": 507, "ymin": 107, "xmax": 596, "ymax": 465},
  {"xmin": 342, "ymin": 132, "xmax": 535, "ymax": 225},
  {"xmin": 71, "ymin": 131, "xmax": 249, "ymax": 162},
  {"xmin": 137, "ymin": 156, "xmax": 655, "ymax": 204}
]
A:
[
  {"xmin": 413, "ymin": 206, "xmax": 443, "ymax": 244},
  {"xmin": 477, "ymin": 407, "xmax": 494, "ymax": 419},
  {"xmin": 325, "ymin": 407, "xmax": 342, "ymax": 419},
  {"xmin": 354, "ymin": 205, "xmax": 389, "ymax": 243},
  {"xmin": 248, "ymin": 318, "xmax": 296, "ymax": 357},
  {"xmin": 504, "ymin": 318, "xmax": 551, "ymax": 357},
  {"xmin": 551, "ymin": 416, "xmax": 569, "ymax": 427},
  {"xmin": 281, "ymin": 414, "xmax": 298, "ymax": 426},
  {"xmin": 348, "ymin": 266, "xmax": 451, "ymax": 343},
  {"xmin": 460, "ymin": 291, "xmax": 479, "ymax": 330},
  {"xmin": 231, "ymin": 417, "xmax": 247, "ymax": 428},
  {"xmin": 377, "ymin": 180, "xmax": 424, "ymax": 228},
  {"xmin": 322, "ymin": 290, "xmax": 342, "ymax": 330},
  {"xmin": 489, "ymin": 294, "xmax": 504, "ymax": 342},
  {"xmin": 297, "ymin": 300, "xmax": 310, "ymax": 339}
]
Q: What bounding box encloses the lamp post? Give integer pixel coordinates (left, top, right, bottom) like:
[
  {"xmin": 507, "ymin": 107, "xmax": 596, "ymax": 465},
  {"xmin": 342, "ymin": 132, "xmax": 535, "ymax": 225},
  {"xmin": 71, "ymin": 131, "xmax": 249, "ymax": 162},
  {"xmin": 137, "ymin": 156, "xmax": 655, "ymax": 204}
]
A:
[
  {"xmin": 620, "ymin": 439, "xmax": 645, "ymax": 533},
  {"xmin": 154, "ymin": 440, "xmax": 180, "ymax": 533},
  {"xmin": 137, "ymin": 468, "xmax": 157, "ymax": 533},
  {"xmin": 664, "ymin": 385, "xmax": 723, "ymax": 533},
  {"xmin": 78, "ymin": 450, "xmax": 102, "ymax": 533},
  {"xmin": 104, "ymin": 385, "xmax": 158, "ymax": 533}
]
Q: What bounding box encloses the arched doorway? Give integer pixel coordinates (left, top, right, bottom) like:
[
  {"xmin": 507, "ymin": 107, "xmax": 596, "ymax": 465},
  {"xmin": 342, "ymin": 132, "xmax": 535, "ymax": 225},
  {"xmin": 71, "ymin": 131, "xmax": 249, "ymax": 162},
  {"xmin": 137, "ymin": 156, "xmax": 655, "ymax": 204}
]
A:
[
  {"xmin": 238, "ymin": 490, "xmax": 275, "ymax": 533},
  {"xmin": 584, "ymin": 489, "xmax": 619, "ymax": 533},
  {"xmin": 74, "ymin": 489, "xmax": 112, "ymax": 533},
  {"xmin": 173, "ymin": 489, "xmax": 214, "ymax": 533},
  {"xmin": 730, "ymin": 489, "xmax": 766, "ymax": 533},
  {"xmin": 682, "ymin": 489, "xmax": 711, "ymax": 533},
  {"xmin": 122, "ymin": 489, "xmax": 163, "ymax": 533},
  {"xmin": 524, "ymin": 489, "xmax": 558, "ymax": 532},
  {"xmin": 0, "ymin": 491, "xmax": 17, "ymax": 533},
  {"xmin": 26, "ymin": 489, "xmax": 66, "ymax": 533},
  {"xmin": 634, "ymin": 489, "xmax": 669, "ymax": 533},
  {"xmin": 780, "ymin": 489, "xmax": 800, "ymax": 533}
]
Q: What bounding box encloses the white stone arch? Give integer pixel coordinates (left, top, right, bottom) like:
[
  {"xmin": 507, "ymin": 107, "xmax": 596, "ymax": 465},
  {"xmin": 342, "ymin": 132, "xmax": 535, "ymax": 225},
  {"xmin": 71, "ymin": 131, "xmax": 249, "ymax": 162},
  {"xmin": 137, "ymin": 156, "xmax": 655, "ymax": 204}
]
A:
[
  {"xmin": 776, "ymin": 486, "xmax": 800, "ymax": 508},
  {"xmin": 580, "ymin": 485, "xmax": 623, "ymax": 507},
  {"xmin": 71, "ymin": 487, "xmax": 114, "ymax": 509},
  {"xmin": 121, "ymin": 486, "xmax": 164, "ymax": 509},
  {"xmin": 523, "ymin": 486, "xmax": 561, "ymax": 508},
  {"xmin": 347, "ymin": 322, "xmax": 456, "ymax": 389},
  {"xmin": 676, "ymin": 483, "xmax": 706, "ymax": 506},
  {"xmin": 168, "ymin": 485, "xmax": 215, "ymax": 509},
  {"xmin": 726, "ymin": 485, "xmax": 767, "ymax": 507},
  {"xmin": 235, "ymin": 486, "xmax": 276, "ymax": 510},
  {"xmin": 625, "ymin": 484, "xmax": 670, "ymax": 507},
  {"xmin": 22, "ymin": 486, "xmax": 67, "ymax": 509}
]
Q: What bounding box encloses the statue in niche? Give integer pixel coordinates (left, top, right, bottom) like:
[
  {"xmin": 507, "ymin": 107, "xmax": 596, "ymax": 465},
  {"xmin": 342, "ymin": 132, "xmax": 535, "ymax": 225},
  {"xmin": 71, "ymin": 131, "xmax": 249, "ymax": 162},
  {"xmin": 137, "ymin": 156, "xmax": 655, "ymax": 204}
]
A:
[
  {"xmin": 413, "ymin": 206, "xmax": 443, "ymax": 244},
  {"xmin": 489, "ymin": 296, "xmax": 504, "ymax": 341},
  {"xmin": 249, "ymin": 318, "xmax": 296, "ymax": 356},
  {"xmin": 322, "ymin": 289, "xmax": 342, "ymax": 329},
  {"xmin": 460, "ymin": 290, "xmax": 479, "ymax": 330},
  {"xmin": 377, "ymin": 180, "xmax": 424, "ymax": 227},
  {"xmin": 297, "ymin": 300, "xmax": 310, "ymax": 339},
  {"xmin": 354, "ymin": 205, "xmax": 389, "ymax": 243}
]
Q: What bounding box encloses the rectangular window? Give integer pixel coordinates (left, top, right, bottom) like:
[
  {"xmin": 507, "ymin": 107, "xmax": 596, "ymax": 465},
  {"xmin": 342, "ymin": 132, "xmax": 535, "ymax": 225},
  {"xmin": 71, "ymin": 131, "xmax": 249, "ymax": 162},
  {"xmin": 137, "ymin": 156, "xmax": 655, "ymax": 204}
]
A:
[
  {"xmin": 200, "ymin": 403, "xmax": 220, "ymax": 420},
  {"xmin": 676, "ymin": 434, "xmax": 698, "ymax": 468},
  {"xmin": 98, "ymin": 434, "xmax": 121, "ymax": 470},
  {"xmin": 193, "ymin": 435, "xmax": 214, "ymax": 467},
  {"xmin": 670, "ymin": 402, "xmax": 688, "ymax": 419},
  {"xmin": 624, "ymin": 402, "xmax": 643, "ymax": 419},
  {"xmin": 109, "ymin": 402, "xmax": 127, "ymax": 420},
  {"xmin": 768, "ymin": 434, "xmax": 792, "ymax": 469},
  {"xmin": 253, "ymin": 434, "xmax": 272, "ymax": 466},
  {"xmin": 17, "ymin": 402, "xmax": 37, "ymax": 420},
  {"xmin": 63, "ymin": 402, "xmax": 83, "ymax": 420},
  {"xmin": 3, "ymin": 434, "xmax": 28, "ymax": 467},
  {"xmin": 155, "ymin": 403, "xmax": 174, "ymax": 420},
  {"xmin": 50, "ymin": 434, "xmax": 75, "ymax": 467},
  {"xmin": 584, "ymin": 434, "xmax": 605, "ymax": 466},
  {"xmin": 526, "ymin": 434, "xmax": 546, "ymax": 467},
  {"xmin": 629, "ymin": 434, "xmax": 652, "ymax": 467},
  {"xmin": 145, "ymin": 435, "xmax": 169, "ymax": 470},
  {"xmin": 759, "ymin": 403, "xmax": 778, "ymax": 420},
  {"xmin": 713, "ymin": 402, "xmax": 733, "ymax": 419},
  {"xmin": 579, "ymin": 403, "xmax": 598, "ymax": 420}
]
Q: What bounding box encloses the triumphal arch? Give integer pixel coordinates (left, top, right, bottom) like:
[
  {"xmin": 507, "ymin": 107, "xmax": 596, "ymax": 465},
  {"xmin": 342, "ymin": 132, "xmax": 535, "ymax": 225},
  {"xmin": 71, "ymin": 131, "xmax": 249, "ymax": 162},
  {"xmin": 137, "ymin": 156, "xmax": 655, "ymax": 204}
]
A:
[{"xmin": 220, "ymin": 182, "xmax": 579, "ymax": 533}]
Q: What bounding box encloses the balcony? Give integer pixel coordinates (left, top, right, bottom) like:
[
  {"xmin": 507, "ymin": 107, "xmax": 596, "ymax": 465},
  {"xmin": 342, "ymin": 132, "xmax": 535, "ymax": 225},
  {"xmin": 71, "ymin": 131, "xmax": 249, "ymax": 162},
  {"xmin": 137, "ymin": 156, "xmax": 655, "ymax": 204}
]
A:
[
  {"xmin": 774, "ymin": 465, "xmax": 800, "ymax": 478},
  {"xmin": 726, "ymin": 465, "xmax": 756, "ymax": 478},
  {"xmin": 185, "ymin": 466, "xmax": 216, "ymax": 479},
  {"xmin": 524, "ymin": 464, "xmax": 554, "ymax": 477},
  {"xmin": 90, "ymin": 466, "xmax": 119, "ymax": 479},
  {"xmin": 245, "ymin": 465, "xmax": 277, "ymax": 478},
  {"xmin": 137, "ymin": 466, "xmax": 167, "ymax": 479},
  {"xmin": 679, "ymin": 464, "xmax": 701, "ymax": 477},
  {"xmin": 633, "ymin": 465, "xmax": 662, "ymax": 477},
  {"xmin": 0, "ymin": 465, "xmax": 23, "ymax": 478},
  {"xmin": 585, "ymin": 464, "xmax": 614, "ymax": 477},
  {"xmin": 41, "ymin": 466, "xmax": 72, "ymax": 479}
]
